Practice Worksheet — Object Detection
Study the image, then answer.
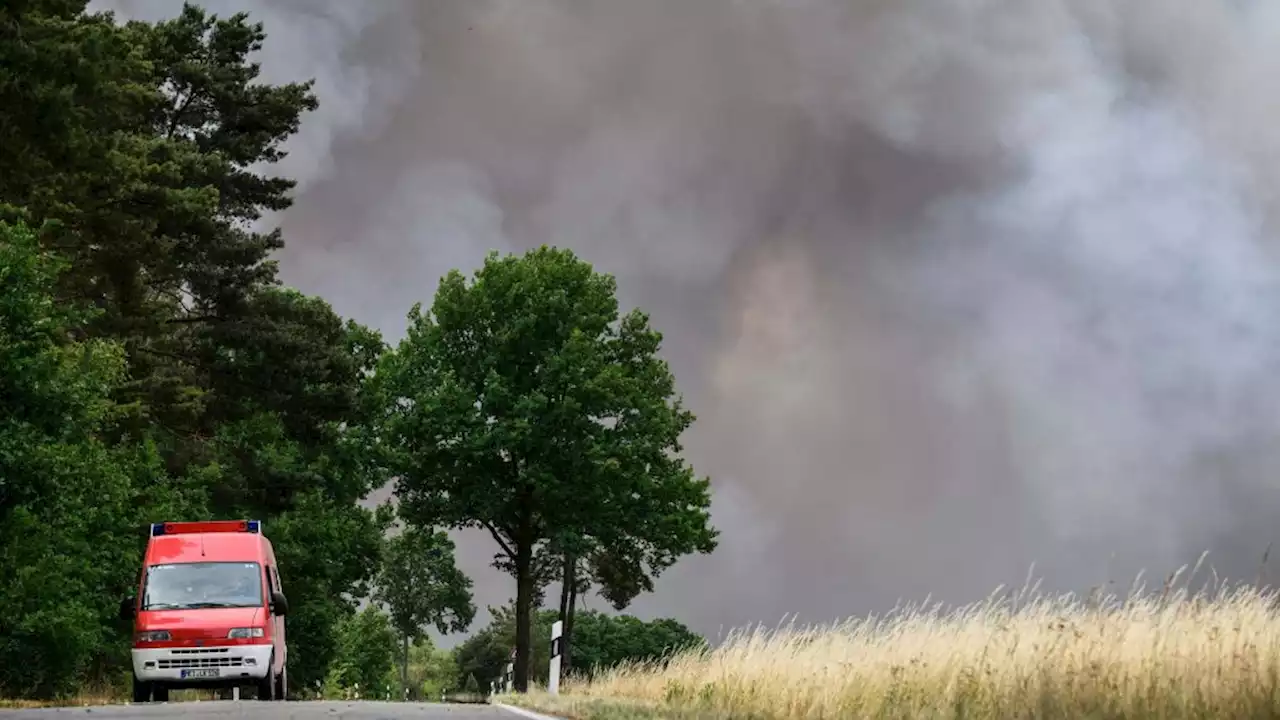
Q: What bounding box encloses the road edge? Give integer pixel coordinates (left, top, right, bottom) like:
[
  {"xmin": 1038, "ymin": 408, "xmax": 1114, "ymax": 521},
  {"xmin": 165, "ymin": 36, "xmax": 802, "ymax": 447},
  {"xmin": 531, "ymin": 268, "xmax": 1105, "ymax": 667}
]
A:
[{"xmin": 493, "ymin": 701, "xmax": 565, "ymax": 720}]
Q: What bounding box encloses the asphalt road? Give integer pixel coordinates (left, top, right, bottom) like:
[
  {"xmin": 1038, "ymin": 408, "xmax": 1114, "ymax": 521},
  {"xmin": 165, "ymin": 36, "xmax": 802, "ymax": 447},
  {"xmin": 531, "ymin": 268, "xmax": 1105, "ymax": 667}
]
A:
[{"xmin": 0, "ymin": 702, "xmax": 539, "ymax": 720}]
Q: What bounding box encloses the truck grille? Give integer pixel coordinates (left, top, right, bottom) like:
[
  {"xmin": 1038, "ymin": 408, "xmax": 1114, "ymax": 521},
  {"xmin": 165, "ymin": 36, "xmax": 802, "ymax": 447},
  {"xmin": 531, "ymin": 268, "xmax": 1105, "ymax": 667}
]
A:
[{"xmin": 158, "ymin": 649, "xmax": 245, "ymax": 669}]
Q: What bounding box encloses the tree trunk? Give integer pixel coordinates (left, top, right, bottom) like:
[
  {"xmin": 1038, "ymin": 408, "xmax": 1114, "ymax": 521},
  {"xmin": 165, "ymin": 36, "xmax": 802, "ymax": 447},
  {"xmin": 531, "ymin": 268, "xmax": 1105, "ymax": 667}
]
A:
[
  {"xmin": 558, "ymin": 551, "xmax": 572, "ymax": 623},
  {"xmin": 401, "ymin": 634, "xmax": 410, "ymax": 699},
  {"xmin": 564, "ymin": 561, "xmax": 577, "ymax": 674},
  {"xmin": 514, "ymin": 540, "xmax": 534, "ymax": 692},
  {"xmin": 560, "ymin": 550, "xmax": 581, "ymax": 676}
]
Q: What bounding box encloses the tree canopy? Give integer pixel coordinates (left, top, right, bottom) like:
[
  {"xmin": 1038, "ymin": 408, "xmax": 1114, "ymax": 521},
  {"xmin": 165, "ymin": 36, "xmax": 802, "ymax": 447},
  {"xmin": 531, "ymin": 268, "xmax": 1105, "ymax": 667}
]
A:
[
  {"xmin": 404, "ymin": 637, "xmax": 459, "ymax": 701},
  {"xmin": 323, "ymin": 606, "xmax": 398, "ymax": 697},
  {"xmin": 0, "ymin": 221, "xmax": 198, "ymax": 697},
  {"xmin": 568, "ymin": 611, "xmax": 706, "ymax": 679},
  {"xmin": 380, "ymin": 246, "xmax": 717, "ymax": 691},
  {"xmin": 375, "ymin": 523, "xmax": 476, "ymax": 691}
]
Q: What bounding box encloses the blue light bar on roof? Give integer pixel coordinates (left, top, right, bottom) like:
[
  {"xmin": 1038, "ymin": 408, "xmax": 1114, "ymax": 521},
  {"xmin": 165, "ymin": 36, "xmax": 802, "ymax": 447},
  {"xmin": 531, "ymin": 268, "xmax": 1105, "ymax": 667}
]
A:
[
  {"xmin": 150, "ymin": 522, "xmax": 167, "ymax": 536},
  {"xmin": 247, "ymin": 520, "xmax": 261, "ymax": 533}
]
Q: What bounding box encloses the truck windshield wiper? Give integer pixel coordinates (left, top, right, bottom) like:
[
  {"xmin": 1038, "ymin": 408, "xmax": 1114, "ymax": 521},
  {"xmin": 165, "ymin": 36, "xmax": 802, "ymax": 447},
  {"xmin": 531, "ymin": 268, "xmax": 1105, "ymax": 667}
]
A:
[{"xmin": 143, "ymin": 601, "xmax": 245, "ymax": 610}]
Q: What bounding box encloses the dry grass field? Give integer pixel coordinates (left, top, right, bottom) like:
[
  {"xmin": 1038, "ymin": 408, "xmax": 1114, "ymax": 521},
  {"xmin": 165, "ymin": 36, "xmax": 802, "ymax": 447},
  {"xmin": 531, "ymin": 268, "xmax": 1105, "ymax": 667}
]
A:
[{"xmin": 505, "ymin": 564, "xmax": 1280, "ymax": 719}]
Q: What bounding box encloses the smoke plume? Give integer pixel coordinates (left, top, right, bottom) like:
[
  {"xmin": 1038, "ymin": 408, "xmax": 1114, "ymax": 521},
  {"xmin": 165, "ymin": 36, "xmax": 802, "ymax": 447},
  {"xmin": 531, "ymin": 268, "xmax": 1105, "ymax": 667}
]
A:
[{"xmin": 92, "ymin": 0, "xmax": 1280, "ymax": 641}]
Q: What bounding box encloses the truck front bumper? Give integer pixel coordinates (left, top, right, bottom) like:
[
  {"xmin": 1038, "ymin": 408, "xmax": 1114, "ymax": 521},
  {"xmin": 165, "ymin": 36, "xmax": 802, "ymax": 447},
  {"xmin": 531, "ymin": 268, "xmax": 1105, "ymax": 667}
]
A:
[{"xmin": 131, "ymin": 644, "xmax": 272, "ymax": 683}]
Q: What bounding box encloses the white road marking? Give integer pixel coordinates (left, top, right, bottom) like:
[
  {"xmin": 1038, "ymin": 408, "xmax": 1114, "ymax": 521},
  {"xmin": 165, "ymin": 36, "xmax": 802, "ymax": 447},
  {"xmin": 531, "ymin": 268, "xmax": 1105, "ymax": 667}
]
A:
[{"xmin": 493, "ymin": 701, "xmax": 564, "ymax": 720}]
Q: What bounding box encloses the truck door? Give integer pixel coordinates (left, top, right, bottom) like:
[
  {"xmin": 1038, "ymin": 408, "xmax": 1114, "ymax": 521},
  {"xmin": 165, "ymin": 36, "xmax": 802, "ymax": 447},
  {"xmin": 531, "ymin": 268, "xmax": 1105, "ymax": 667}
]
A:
[{"xmin": 267, "ymin": 565, "xmax": 286, "ymax": 670}]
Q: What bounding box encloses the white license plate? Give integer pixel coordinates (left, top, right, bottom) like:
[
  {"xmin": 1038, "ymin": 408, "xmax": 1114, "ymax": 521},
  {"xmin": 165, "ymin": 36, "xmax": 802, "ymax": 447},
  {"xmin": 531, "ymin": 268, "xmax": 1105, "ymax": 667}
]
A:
[{"xmin": 180, "ymin": 669, "xmax": 219, "ymax": 679}]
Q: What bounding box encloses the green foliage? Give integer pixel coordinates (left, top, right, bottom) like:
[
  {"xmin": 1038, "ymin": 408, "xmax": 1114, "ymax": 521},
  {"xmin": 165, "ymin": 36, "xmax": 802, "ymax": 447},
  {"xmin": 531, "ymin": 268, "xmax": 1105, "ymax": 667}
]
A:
[
  {"xmin": 382, "ymin": 246, "xmax": 718, "ymax": 691},
  {"xmin": 451, "ymin": 603, "xmax": 706, "ymax": 692},
  {"xmin": 376, "ymin": 524, "xmax": 476, "ymax": 641},
  {"xmin": 567, "ymin": 612, "xmax": 706, "ymax": 679},
  {"xmin": 324, "ymin": 606, "xmax": 398, "ymax": 696},
  {"xmin": 406, "ymin": 637, "xmax": 458, "ymax": 701},
  {"xmin": 374, "ymin": 522, "xmax": 475, "ymax": 695},
  {"xmin": 270, "ymin": 492, "xmax": 389, "ymax": 690},
  {"xmin": 0, "ymin": 1, "xmax": 383, "ymax": 699},
  {"xmin": 452, "ymin": 617, "xmax": 518, "ymax": 694},
  {"xmin": 0, "ymin": 222, "xmax": 201, "ymax": 697}
]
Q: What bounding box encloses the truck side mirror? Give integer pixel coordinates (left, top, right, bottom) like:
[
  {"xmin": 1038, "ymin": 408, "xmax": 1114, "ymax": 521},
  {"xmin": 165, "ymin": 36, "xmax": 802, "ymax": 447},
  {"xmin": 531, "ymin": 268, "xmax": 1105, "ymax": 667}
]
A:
[
  {"xmin": 270, "ymin": 591, "xmax": 289, "ymax": 616},
  {"xmin": 119, "ymin": 596, "xmax": 136, "ymax": 622}
]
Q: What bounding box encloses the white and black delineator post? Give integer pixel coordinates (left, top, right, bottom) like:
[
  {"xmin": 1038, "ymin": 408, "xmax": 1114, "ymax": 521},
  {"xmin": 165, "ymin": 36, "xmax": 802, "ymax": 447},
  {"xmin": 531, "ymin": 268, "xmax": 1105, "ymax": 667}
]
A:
[
  {"xmin": 548, "ymin": 620, "xmax": 564, "ymax": 695},
  {"xmin": 504, "ymin": 647, "xmax": 515, "ymax": 693}
]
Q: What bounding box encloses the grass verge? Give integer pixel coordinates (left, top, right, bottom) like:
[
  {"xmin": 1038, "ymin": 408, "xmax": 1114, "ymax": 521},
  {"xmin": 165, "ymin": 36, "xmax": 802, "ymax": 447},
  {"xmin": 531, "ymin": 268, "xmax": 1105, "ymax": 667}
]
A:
[
  {"xmin": 0, "ymin": 688, "xmax": 230, "ymax": 709},
  {"xmin": 504, "ymin": 569, "xmax": 1280, "ymax": 719}
]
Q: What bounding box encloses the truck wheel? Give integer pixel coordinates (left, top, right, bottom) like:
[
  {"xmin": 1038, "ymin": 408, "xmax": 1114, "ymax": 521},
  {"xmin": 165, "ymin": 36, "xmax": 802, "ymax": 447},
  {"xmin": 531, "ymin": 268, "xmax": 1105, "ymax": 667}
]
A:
[
  {"xmin": 131, "ymin": 676, "xmax": 150, "ymax": 703},
  {"xmin": 274, "ymin": 666, "xmax": 287, "ymax": 701},
  {"xmin": 152, "ymin": 684, "xmax": 169, "ymax": 702},
  {"xmin": 257, "ymin": 671, "xmax": 276, "ymax": 700}
]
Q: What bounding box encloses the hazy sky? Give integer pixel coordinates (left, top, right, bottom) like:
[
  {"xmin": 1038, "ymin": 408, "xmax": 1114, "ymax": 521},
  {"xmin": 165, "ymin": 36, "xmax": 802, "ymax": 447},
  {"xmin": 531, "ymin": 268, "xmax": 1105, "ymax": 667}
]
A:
[{"xmin": 92, "ymin": 0, "xmax": 1280, "ymax": 645}]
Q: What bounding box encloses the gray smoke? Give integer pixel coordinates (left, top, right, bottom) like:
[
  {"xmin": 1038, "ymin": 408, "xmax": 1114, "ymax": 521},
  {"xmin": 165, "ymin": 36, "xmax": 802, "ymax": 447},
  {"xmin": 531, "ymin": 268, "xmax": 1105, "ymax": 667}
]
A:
[{"xmin": 92, "ymin": 0, "xmax": 1280, "ymax": 642}]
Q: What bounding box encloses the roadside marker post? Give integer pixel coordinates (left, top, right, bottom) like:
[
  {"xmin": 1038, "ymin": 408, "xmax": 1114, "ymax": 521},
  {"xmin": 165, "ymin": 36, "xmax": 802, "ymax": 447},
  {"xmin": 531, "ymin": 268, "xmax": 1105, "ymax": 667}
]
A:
[
  {"xmin": 548, "ymin": 620, "xmax": 563, "ymax": 696},
  {"xmin": 504, "ymin": 646, "xmax": 516, "ymax": 692}
]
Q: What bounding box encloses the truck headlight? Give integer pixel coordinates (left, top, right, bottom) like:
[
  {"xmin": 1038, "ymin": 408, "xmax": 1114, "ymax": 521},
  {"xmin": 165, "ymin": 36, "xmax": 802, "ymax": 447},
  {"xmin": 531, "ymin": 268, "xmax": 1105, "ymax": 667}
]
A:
[
  {"xmin": 135, "ymin": 630, "xmax": 171, "ymax": 642},
  {"xmin": 227, "ymin": 627, "xmax": 264, "ymax": 639}
]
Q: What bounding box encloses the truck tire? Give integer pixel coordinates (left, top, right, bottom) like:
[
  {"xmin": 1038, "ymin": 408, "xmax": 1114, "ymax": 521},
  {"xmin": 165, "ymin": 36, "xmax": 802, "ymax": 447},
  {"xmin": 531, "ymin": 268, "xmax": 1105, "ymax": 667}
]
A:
[
  {"xmin": 274, "ymin": 666, "xmax": 287, "ymax": 701},
  {"xmin": 152, "ymin": 684, "xmax": 169, "ymax": 703},
  {"xmin": 131, "ymin": 676, "xmax": 150, "ymax": 703},
  {"xmin": 257, "ymin": 667, "xmax": 277, "ymax": 700}
]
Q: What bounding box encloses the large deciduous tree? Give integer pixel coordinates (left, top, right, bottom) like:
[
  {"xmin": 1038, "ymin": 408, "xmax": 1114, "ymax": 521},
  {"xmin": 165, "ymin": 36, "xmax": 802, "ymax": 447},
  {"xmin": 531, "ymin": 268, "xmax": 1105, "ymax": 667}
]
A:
[
  {"xmin": 379, "ymin": 246, "xmax": 717, "ymax": 691},
  {"xmin": 374, "ymin": 524, "xmax": 476, "ymax": 691}
]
